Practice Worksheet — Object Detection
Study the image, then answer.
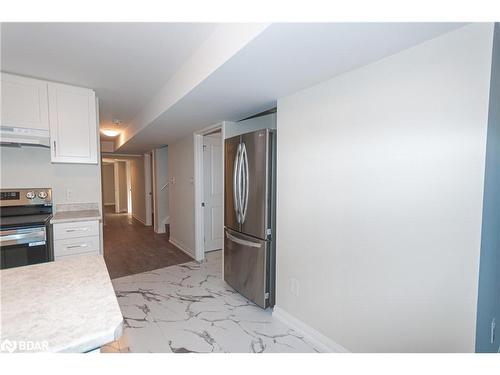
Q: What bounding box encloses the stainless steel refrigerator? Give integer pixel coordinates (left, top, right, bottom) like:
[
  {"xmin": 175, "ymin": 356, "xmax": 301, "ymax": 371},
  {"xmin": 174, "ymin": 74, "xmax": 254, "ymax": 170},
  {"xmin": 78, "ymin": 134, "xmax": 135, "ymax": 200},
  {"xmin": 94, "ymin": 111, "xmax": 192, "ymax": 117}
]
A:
[{"xmin": 224, "ymin": 128, "xmax": 276, "ymax": 308}]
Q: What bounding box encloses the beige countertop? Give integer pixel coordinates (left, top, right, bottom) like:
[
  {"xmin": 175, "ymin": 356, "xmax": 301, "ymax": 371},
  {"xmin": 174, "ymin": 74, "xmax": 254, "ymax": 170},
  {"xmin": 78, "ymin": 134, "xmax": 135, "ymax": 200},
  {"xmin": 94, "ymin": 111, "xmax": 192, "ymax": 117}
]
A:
[
  {"xmin": 50, "ymin": 209, "xmax": 101, "ymax": 224},
  {"xmin": 0, "ymin": 255, "xmax": 123, "ymax": 353}
]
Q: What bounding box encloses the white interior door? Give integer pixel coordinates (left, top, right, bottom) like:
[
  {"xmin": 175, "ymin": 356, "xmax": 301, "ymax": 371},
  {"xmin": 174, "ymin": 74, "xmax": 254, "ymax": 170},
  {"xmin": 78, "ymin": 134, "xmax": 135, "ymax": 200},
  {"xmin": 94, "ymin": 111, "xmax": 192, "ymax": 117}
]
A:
[
  {"xmin": 203, "ymin": 133, "xmax": 223, "ymax": 252},
  {"xmin": 113, "ymin": 162, "xmax": 120, "ymax": 213},
  {"xmin": 126, "ymin": 161, "xmax": 133, "ymax": 214},
  {"xmin": 144, "ymin": 152, "xmax": 153, "ymax": 226}
]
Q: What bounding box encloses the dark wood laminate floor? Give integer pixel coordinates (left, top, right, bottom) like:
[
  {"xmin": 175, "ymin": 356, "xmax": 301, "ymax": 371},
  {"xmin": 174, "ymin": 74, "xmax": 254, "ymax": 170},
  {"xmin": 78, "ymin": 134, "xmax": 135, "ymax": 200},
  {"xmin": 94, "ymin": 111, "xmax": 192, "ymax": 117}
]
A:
[{"xmin": 103, "ymin": 206, "xmax": 192, "ymax": 279}]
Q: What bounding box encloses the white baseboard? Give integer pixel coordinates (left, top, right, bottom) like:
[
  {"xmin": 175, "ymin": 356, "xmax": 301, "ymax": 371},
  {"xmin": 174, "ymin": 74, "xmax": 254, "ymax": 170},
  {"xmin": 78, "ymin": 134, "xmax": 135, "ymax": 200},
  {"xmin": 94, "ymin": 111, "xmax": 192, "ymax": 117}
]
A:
[
  {"xmin": 132, "ymin": 214, "xmax": 146, "ymax": 225},
  {"xmin": 272, "ymin": 306, "xmax": 349, "ymax": 353},
  {"xmin": 169, "ymin": 238, "xmax": 195, "ymax": 260}
]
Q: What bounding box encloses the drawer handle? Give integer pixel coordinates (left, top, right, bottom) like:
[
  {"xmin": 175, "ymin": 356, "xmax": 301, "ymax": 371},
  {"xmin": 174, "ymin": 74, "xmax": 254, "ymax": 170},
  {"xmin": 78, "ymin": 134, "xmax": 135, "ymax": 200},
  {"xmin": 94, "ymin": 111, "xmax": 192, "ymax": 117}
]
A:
[
  {"xmin": 66, "ymin": 228, "xmax": 89, "ymax": 232},
  {"xmin": 225, "ymin": 231, "xmax": 262, "ymax": 248},
  {"xmin": 67, "ymin": 244, "xmax": 89, "ymax": 249}
]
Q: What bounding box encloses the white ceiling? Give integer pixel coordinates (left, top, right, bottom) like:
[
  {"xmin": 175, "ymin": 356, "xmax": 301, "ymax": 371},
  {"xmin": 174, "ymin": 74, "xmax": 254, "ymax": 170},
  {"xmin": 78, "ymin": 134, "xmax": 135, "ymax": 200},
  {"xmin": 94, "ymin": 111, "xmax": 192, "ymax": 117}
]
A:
[
  {"xmin": 0, "ymin": 22, "xmax": 218, "ymax": 139},
  {"xmin": 1, "ymin": 22, "xmax": 466, "ymax": 152},
  {"xmin": 118, "ymin": 22, "xmax": 466, "ymax": 152}
]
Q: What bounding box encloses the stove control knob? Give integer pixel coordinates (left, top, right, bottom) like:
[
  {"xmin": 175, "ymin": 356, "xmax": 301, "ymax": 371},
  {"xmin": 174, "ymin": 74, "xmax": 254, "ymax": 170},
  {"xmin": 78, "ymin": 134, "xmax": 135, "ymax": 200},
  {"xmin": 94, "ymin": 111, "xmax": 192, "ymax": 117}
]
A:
[
  {"xmin": 26, "ymin": 191, "xmax": 36, "ymax": 199},
  {"xmin": 38, "ymin": 191, "xmax": 48, "ymax": 199}
]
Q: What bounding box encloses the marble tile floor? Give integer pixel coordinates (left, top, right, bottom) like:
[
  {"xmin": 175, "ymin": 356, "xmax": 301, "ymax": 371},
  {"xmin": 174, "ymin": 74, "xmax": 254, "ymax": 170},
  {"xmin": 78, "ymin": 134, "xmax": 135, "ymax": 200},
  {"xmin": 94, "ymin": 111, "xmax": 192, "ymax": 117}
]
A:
[{"xmin": 101, "ymin": 251, "xmax": 320, "ymax": 353}]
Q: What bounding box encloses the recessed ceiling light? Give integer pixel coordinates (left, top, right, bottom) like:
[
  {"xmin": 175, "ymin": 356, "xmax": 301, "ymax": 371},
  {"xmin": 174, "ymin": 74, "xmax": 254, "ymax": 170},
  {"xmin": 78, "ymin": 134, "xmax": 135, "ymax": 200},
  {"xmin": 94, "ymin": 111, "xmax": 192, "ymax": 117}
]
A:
[{"xmin": 101, "ymin": 129, "xmax": 120, "ymax": 137}]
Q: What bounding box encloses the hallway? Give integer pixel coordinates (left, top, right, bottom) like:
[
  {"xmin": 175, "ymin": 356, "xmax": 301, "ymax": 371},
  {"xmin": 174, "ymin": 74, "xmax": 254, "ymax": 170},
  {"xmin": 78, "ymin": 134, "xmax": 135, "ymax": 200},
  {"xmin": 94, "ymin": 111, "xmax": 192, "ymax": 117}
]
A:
[{"xmin": 103, "ymin": 206, "xmax": 192, "ymax": 279}]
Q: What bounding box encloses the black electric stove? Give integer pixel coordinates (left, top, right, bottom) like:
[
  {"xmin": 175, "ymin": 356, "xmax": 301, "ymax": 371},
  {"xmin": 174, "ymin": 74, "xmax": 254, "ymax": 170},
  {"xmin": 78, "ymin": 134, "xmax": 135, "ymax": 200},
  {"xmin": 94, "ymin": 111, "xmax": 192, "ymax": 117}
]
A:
[{"xmin": 0, "ymin": 188, "xmax": 54, "ymax": 269}]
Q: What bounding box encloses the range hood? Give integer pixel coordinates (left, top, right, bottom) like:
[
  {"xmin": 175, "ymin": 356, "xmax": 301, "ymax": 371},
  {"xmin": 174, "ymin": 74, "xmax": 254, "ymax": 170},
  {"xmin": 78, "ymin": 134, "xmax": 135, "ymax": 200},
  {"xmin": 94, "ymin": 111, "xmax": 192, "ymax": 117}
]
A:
[{"xmin": 0, "ymin": 126, "xmax": 50, "ymax": 148}]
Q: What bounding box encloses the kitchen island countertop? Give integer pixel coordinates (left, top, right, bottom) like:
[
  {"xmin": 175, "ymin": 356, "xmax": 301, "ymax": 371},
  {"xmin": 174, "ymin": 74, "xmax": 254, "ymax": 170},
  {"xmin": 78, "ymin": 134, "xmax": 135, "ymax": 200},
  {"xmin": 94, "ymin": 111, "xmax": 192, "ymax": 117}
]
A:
[{"xmin": 0, "ymin": 255, "xmax": 123, "ymax": 353}]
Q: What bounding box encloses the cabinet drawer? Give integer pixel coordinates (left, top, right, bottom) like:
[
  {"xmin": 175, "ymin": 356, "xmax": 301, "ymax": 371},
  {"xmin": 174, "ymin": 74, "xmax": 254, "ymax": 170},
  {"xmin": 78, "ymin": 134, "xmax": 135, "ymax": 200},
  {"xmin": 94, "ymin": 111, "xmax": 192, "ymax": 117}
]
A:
[
  {"xmin": 53, "ymin": 220, "xmax": 99, "ymax": 240},
  {"xmin": 54, "ymin": 235, "xmax": 100, "ymax": 259}
]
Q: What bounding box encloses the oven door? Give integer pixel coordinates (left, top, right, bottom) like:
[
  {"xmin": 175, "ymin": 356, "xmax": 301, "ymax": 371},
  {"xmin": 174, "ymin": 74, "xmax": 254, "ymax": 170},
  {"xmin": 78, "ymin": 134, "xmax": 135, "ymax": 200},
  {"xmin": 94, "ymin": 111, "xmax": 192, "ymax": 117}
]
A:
[{"xmin": 0, "ymin": 226, "xmax": 50, "ymax": 269}]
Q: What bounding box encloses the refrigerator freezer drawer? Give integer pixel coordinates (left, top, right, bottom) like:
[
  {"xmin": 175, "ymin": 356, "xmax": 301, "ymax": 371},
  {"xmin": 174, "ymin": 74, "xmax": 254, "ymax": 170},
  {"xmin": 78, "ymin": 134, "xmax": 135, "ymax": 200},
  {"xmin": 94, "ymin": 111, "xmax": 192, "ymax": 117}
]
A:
[{"xmin": 224, "ymin": 228, "xmax": 269, "ymax": 308}]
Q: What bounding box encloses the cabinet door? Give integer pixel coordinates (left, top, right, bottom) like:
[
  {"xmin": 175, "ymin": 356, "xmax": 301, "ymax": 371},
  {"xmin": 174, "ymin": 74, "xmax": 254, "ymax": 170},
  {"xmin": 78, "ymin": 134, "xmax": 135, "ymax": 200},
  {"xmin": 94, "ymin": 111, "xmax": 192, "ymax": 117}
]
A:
[
  {"xmin": 1, "ymin": 72, "xmax": 49, "ymax": 130},
  {"xmin": 48, "ymin": 82, "xmax": 98, "ymax": 164}
]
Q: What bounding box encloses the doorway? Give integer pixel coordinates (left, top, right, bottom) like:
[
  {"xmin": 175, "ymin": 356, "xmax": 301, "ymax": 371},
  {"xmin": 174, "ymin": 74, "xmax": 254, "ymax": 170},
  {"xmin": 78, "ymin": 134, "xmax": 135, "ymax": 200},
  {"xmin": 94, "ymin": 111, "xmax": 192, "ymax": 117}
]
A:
[
  {"xmin": 203, "ymin": 131, "xmax": 223, "ymax": 252},
  {"xmin": 102, "ymin": 158, "xmax": 131, "ymax": 214},
  {"xmin": 100, "ymin": 153, "xmax": 191, "ymax": 278},
  {"xmin": 144, "ymin": 152, "xmax": 153, "ymax": 227},
  {"xmin": 194, "ymin": 123, "xmax": 224, "ymax": 261},
  {"xmin": 114, "ymin": 160, "xmax": 129, "ymax": 213},
  {"xmin": 152, "ymin": 146, "xmax": 169, "ymax": 234}
]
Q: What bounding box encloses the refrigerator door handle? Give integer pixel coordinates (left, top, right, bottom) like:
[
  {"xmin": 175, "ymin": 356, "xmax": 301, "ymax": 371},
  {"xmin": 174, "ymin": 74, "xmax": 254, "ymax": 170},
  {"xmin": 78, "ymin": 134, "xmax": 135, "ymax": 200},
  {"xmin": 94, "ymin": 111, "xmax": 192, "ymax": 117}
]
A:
[
  {"xmin": 241, "ymin": 142, "xmax": 249, "ymax": 223},
  {"xmin": 233, "ymin": 143, "xmax": 242, "ymax": 223},
  {"xmin": 226, "ymin": 230, "xmax": 262, "ymax": 248},
  {"xmin": 237, "ymin": 142, "xmax": 245, "ymax": 223}
]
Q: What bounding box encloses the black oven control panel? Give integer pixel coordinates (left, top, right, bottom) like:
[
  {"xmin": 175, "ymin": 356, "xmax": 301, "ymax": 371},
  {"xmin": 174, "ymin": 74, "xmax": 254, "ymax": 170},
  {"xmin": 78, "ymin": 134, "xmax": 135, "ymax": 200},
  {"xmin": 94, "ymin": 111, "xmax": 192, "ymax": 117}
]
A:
[{"xmin": 1, "ymin": 191, "xmax": 20, "ymax": 200}]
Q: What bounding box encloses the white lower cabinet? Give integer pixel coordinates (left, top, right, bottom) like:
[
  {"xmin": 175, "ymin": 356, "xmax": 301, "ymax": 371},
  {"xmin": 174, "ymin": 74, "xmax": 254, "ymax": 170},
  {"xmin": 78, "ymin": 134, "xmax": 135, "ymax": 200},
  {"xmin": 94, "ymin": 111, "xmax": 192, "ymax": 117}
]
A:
[{"xmin": 53, "ymin": 220, "xmax": 100, "ymax": 260}]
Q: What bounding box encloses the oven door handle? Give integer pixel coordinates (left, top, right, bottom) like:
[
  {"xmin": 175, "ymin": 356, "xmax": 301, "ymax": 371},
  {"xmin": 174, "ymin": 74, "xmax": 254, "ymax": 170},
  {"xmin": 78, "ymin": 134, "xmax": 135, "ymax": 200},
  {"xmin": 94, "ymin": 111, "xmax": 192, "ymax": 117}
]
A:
[{"xmin": 0, "ymin": 230, "xmax": 46, "ymax": 246}]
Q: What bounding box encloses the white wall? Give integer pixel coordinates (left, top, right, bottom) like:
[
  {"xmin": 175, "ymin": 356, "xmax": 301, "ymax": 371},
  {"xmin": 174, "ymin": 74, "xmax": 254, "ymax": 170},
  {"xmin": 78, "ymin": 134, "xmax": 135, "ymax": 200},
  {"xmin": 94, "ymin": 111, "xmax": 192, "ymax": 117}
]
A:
[
  {"xmin": 117, "ymin": 161, "xmax": 127, "ymax": 212},
  {"xmin": 1, "ymin": 146, "xmax": 102, "ymax": 209},
  {"xmin": 102, "ymin": 163, "xmax": 115, "ymax": 205},
  {"xmin": 154, "ymin": 146, "xmax": 169, "ymax": 233},
  {"xmin": 100, "ymin": 141, "xmax": 114, "ymax": 153},
  {"xmin": 168, "ymin": 134, "xmax": 195, "ymax": 256},
  {"xmin": 275, "ymin": 24, "xmax": 494, "ymax": 352}
]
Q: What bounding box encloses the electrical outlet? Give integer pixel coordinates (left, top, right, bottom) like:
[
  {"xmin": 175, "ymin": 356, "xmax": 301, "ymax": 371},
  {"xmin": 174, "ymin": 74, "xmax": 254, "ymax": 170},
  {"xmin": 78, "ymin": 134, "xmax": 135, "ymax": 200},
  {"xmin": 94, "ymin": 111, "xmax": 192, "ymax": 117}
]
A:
[
  {"xmin": 491, "ymin": 318, "xmax": 496, "ymax": 344},
  {"xmin": 66, "ymin": 188, "xmax": 72, "ymax": 201},
  {"xmin": 289, "ymin": 278, "xmax": 300, "ymax": 297}
]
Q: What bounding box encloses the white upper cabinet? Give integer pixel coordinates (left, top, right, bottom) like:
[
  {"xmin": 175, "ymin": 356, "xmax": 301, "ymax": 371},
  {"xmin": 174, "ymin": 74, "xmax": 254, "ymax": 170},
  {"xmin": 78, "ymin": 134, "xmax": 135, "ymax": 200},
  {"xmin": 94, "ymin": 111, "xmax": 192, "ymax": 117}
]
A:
[
  {"xmin": 1, "ymin": 72, "xmax": 99, "ymax": 164},
  {"xmin": 1, "ymin": 72, "xmax": 49, "ymax": 130},
  {"xmin": 48, "ymin": 82, "xmax": 98, "ymax": 164}
]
